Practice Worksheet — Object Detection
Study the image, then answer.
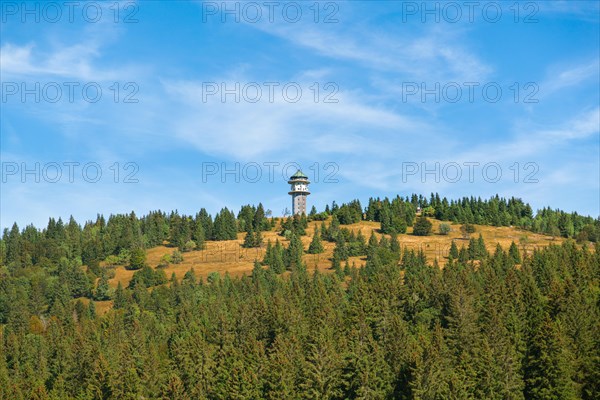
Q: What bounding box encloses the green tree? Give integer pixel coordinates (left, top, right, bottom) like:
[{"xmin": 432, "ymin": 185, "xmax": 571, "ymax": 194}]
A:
[
  {"xmin": 94, "ymin": 274, "xmax": 111, "ymax": 301},
  {"xmin": 286, "ymin": 233, "xmax": 304, "ymax": 271},
  {"xmin": 127, "ymin": 247, "xmax": 146, "ymax": 270},
  {"xmin": 308, "ymin": 227, "xmax": 324, "ymax": 254},
  {"xmin": 524, "ymin": 315, "xmax": 577, "ymax": 400},
  {"xmin": 509, "ymin": 241, "xmax": 521, "ymax": 264},
  {"xmin": 243, "ymin": 227, "xmax": 256, "ymax": 248},
  {"xmin": 449, "ymin": 241, "xmax": 459, "ymax": 259},
  {"xmin": 113, "ymin": 282, "xmax": 127, "ymax": 309},
  {"xmin": 413, "ymin": 216, "xmax": 433, "ymax": 236}
]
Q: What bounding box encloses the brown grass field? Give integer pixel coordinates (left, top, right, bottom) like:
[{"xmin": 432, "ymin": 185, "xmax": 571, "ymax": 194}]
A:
[{"xmin": 97, "ymin": 218, "xmax": 563, "ymax": 304}]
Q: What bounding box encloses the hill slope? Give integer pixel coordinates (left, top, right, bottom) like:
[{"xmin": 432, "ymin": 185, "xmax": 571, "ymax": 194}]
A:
[{"xmin": 106, "ymin": 218, "xmax": 562, "ymax": 290}]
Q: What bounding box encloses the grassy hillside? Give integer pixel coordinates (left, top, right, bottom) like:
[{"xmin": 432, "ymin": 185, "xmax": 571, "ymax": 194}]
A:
[{"xmin": 106, "ymin": 217, "xmax": 562, "ymax": 289}]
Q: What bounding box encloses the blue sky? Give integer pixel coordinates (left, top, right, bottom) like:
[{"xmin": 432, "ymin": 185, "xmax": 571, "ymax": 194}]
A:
[{"xmin": 1, "ymin": 0, "xmax": 599, "ymax": 229}]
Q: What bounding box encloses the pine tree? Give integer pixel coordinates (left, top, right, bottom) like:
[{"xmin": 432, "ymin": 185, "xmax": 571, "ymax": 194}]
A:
[
  {"xmin": 94, "ymin": 274, "xmax": 111, "ymax": 300},
  {"xmin": 128, "ymin": 247, "xmax": 146, "ymax": 270},
  {"xmin": 411, "ymin": 323, "xmax": 454, "ymax": 398},
  {"xmin": 286, "ymin": 233, "xmax": 304, "ymax": 271},
  {"xmin": 524, "ymin": 315, "xmax": 577, "ymax": 399},
  {"xmin": 332, "ymin": 252, "xmax": 342, "ymax": 277},
  {"xmin": 390, "ymin": 233, "xmax": 400, "ymax": 256},
  {"xmin": 449, "ymin": 241, "xmax": 459, "ymax": 260},
  {"xmin": 320, "ymin": 221, "xmax": 328, "ymax": 240},
  {"xmin": 213, "ymin": 208, "xmax": 237, "ymax": 240},
  {"xmin": 253, "ymin": 203, "xmax": 267, "ymax": 231},
  {"xmin": 344, "ymin": 261, "xmax": 352, "ymax": 276},
  {"xmin": 252, "ymin": 260, "xmax": 264, "ymax": 280},
  {"xmin": 334, "ymin": 234, "xmax": 349, "ymax": 261},
  {"xmin": 271, "ymin": 244, "xmax": 285, "ymax": 274},
  {"xmin": 265, "ymin": 335, "xmax": 303, "ymax": 399},
  {"xmin": 476, "ymin": 234, "xmax": 488, "ymax": 259},
  {"xmin": 263, "ymin": 240, "xmax": 273, "ymax": 265},
  {"xmin": 367, "ymin": 231, "xmax": 378, "ymax": 260},
  {"xmin": 308, "ymin": 227, "xmax": 324, "ymax": 254},
  {"xmin": 193, "ymin": 219, "xmax": 206, "ymax": 250},
  {"xmin": 301, "ymin": 329, "xmax": 343, "ymax": 399},
  {"xmin": 254, "ymin": 230, "xmax": 263, "ymax": 248},
  {"xmin": 509, "ymin": 241, "xmax": 521, "ymax": 264},
  {"xmin": 242, "ymin": 227, "xmax": 256, "ymax": 248},
  {"xmin": 113, "ymin": 282, "xmax": 127, "ymax": 309}
]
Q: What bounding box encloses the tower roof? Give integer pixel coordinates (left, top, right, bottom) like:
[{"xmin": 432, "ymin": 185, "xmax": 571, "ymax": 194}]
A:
[{"xmin": 290, "ymin": 170, "xmax": 308, "ymax": 179}]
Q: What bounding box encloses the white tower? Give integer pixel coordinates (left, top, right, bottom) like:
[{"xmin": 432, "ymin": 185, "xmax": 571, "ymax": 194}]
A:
[{"xmin": 288, "ymin": 170, "xmax": 310, "ymax": 215}]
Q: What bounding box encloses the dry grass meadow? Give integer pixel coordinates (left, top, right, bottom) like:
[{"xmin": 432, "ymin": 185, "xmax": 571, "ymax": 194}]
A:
[
  {"xmin": 82, "ymin": 218, "xmax": 568, "ymax": 315},
  {"xmin": 102, "ymin": 217, "xmax": 561, "ymax": 291}
]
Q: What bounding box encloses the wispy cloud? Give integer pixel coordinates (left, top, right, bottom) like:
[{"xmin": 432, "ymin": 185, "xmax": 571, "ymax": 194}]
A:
[
  {"xmin": 160, "ymin": 73, "xmax": 434, "ymax": 160},
  {"xmin": 541, "ymin": 59, "xmax": 599, "ymax": 97},
  {"xmin": 249, "ymin": 21, "xmax": 491, "ymax": 83}
]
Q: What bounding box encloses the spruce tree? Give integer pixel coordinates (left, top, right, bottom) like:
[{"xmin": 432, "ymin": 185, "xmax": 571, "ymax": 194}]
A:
[
  {"xmin": 193, "ymin": 220, "xmax": 206, "ymax": 250},
  {"xmin": 333, "ymin": 235, "xmax": 349, "ymax": 261},
  {"xmin": 449, "ymin": 241, "xmax": 459, "ymax": 260},
  {"xmin": 243, "ymin": 227, "xmax": 256, "ymax": 248},
  {"xmin": 509, "ymin": 241, "xmax": 521, "ymax": 264},
  {"xmin": 524, "ymin": 315, "xmax": 577, "ymax": 399},
  {"xmin": 254, "ymin": 230, "xmax": 263, "ymax": 247},
  {"xmin": 94, "ymin": 274, "xmax": 111, "ymax": 301},
  {"xmin": 390, "ymin": 233, "xmax": 400, "ymax": 256},
  {"xmin": 113, "ymin": 282, "xmax": 127, "ymax": 309},
  {"xmin": 286, "ymin": 233, "xmax": 304, "ymax": 270},
  {"xmin": 308, "ymin": 227, "xmax": 324, "ymax": 254}
]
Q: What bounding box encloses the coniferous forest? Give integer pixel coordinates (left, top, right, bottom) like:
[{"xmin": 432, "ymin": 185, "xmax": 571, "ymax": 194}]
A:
[{"xmin": 1, "ymin": 194, "xmax": 599, "ymax": 399}]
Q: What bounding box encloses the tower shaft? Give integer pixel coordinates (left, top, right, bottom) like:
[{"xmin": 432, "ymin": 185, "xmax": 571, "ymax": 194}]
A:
[{"xmin": 288, "ymin": 170, "xmax": 310, "ymax": 216}]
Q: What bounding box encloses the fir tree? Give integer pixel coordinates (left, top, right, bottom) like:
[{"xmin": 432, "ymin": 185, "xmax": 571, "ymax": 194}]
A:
[
  {"xmin": 308, "ymin": 227, "xmax": 324, "ymax": 254},
  {"xmin": 242, "ymin": 227, "xmax": 256, "ymax": 248},
  {"xmin": 509, "ymin": 241, "xmax": 521, "ymax": 264},
  {"xmin": 449, "ymin": 241, "xmax": 459, "ymax": 259},
  {"xmin": 113, "ymin": 282, "xmax": 127, "ymax": 309}
]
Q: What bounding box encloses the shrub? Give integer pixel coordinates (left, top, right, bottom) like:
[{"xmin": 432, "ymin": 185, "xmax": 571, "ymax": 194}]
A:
[
  {"xmin": 183, "ymin": 240, "xmax": 196, "ymax": 252},
  {"xmin": 171, "ymin": 250, "xmax": 184, "ymax": 264},
  {"xmin": 460, "ymin": 223, "xmax": 476, "ymax": 239},
  {"xmin": 104, "ymin": 267, "xmax": 116, "ymax": 279},
  {"xmin": 439, "ymin": 223, "xmax": 451, "ymax": 235}
]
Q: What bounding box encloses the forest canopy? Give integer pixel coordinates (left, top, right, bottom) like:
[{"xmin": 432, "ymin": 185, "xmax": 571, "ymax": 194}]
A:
[{"xmin": 0, "ymin": 193, "xmax": 598, "ymax": 399}]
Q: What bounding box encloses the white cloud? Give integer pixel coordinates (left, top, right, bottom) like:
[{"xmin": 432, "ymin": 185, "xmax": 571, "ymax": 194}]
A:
[
  {"xmin": 160, "ymin": 77, "xmax": 433, "ymax": 160},
  {"xmin": 538, "ymin": 1, "xmax": 600, "ymax": 21},
  {"xmin": 247, "ymin": 15, "xmax": 492, "ymax": 83},
  {"xmin": 541, "ymin": 59, "xmax": 599, "ymax": 97}
]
